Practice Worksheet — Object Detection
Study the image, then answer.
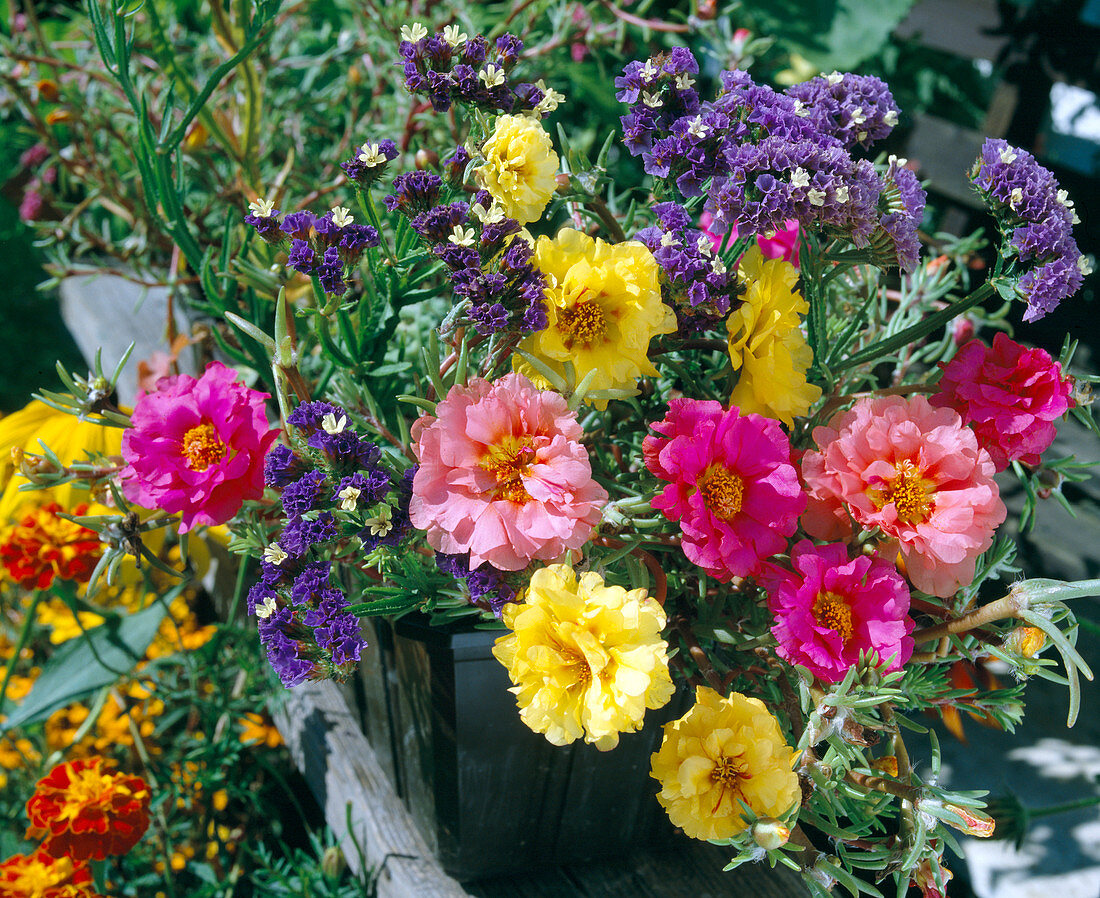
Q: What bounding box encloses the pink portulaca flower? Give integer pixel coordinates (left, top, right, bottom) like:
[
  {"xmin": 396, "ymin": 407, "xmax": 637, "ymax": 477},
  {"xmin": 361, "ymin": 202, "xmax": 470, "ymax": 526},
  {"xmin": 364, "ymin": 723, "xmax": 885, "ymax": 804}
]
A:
[
  {"xmin": 931, "ymin": 332, "xmax": 1073, "ymax": 471},
  {"xmin": 801, "ymin": 395, "xmax": 1006, "ymax": 598},
  {"xmin": 121, "ymin": 361, "xmax": 278, "ymax": 532},
  {"xmin": 643, "ymin": 399, "xmax": 804, "ymax": 581},
  {"xmin": 700, "ymin": 211, "xmax": 801, "ymax": 268},
  {"xmin": 762, "ymin": 540, "xmax": 914, "ymax": 682},
  {"xmin": 409, "ymin": 373, "xmax": 607, "ymax": 571}
]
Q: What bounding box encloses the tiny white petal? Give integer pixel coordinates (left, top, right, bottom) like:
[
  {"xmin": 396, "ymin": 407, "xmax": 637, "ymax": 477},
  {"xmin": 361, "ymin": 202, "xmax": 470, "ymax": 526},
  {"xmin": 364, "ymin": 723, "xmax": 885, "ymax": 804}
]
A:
[{"xmin": 322, "ymin": 412, "xmax": 348, "ymax": 435}]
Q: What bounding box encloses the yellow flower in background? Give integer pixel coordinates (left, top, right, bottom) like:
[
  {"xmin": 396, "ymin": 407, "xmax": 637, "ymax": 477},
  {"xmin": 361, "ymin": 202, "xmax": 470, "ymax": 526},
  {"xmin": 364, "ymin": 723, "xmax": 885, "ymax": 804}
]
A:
[
  {"xmin": 516, "ymin": 228, "xmax": 676, "ymax": 409},
  {"xmin": 0, "ymin": 400, "xmax": 124, "ymax": 522},
  {"xmin": 476, "ymin": 114, "xmax": 559, "ymax": 224},
  {"xmin": 238, "ymin": 712, "xmax": 284, "ymax": 748},
  {"xmin": 650, "ymin": 686, "xmax": 801, "ymax": 842},
  {"xmin": 35, "ymin": 598, "xmax": 105, "ymax": 644},
  {"xmin": 726, "ymin": 246, "xmax": 822, "ymax": 426},
  {"xmin": 493, "ymin": 564, "xmax": 674, "ymax": 751}
]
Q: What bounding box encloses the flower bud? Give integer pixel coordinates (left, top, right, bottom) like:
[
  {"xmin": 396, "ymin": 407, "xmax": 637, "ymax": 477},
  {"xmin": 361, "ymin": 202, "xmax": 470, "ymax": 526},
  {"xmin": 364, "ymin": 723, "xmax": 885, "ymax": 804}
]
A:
[
  {"xmin": 415, "ymin": 148, "xmax": 439, "ymax": 170},
  {"xmin": 751, "ymin": 818, "xmax": 790, "ymax": 850},
  {"xmin": 871, "ymin": 755, "xmax": 899, "ymax": 778},
  {"xmin": 36, "ymin": 78, "xmax": 60, "ymax": 102},
  {"xmin": 45, "ymin": 109, "xmax": 73, "ymax": 125},
  {"xmin": 321, "ymin": 845, "xmax": 346, "ymax": 882},
  {"xmin": 555, "ymin": 172, "xmax": 572, "ymax": 193},
  {"xmin": 183, "ymin": 122, "xmax": 208, "ymax": 152},
  {"xmin": 1003, "ymin": 626, "xmax": 1045, "ymax": 658},
  {"xmin": 943, "ymin": 803, "xmax": 996, "ymax": 838}
]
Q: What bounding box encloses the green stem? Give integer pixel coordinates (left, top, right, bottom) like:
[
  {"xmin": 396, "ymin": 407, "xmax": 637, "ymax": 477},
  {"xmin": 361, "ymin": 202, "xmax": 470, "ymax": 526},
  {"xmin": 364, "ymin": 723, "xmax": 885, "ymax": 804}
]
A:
[
  {"xmin": 837, "ymin": 280, "xmax": 997, "ymax": 371},
  {"xmin": 356, "ymin": 186, "xmax": 398, "ymax": 265},
  {"xmin": 0, "ymin": 592, "xmax": 42, "ymax": 718},
  {"xmin": 1029, "ymin": 795, "xmax": 1100, "ymax": 819}
]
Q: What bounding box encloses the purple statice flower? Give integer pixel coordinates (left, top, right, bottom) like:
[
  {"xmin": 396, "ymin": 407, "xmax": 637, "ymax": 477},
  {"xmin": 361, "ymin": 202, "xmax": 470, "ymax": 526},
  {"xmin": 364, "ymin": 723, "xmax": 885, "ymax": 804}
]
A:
[
  {"xmin": 307, "ymin": 429, "xmax": 380, "ymax": 474},
  {"xmin": 360, "ymin": 466, "xmax": 415, "ymax": 551},
  {"xmin": 244, "ymin": 205, "xmax": 283, "ymax": 243},
  {"xmin": 385, "ymin": 171, "xmax": 443, "ymax": 215},
  {"xmin": 616, "ymin": 50, "xmax": 701, "ymax": 156},
  {"xmin": 313, "ymin": 213, "xmax": 343, "ymax": 248},
  {"xmin": 341, "ymin": 138, "xmax": 399, "ymax": 185},
  {"xmin": 291, "ymin": 561, "xmax": 333, "ymax": 606},
  {"xmin": 411, "ymin": 202, "xmax": 470, "ymax": 244},
  {"xmin": 339, "ymin": 224, "xmax": 380, "ymax": 264},
  {"xmin": 443, "ymin": 145, "xmax": 472, "ymax": 185},
  {"xmin": 264, "ymin": 444, "xmax": 306, "ymax": 488},
  {"xmin": 280, "ymin": 512, "xmax": 338, "ymax": 558},
  {"xmin": 435, "ymin": 552, "xmax": 516, "ymax": 615},
  {"xmin": 786, "ymin": 72, "xmax": 899, "ymax": 151},
  {"xmin": 260, "ymin": 554, "xmax": 297, "ymax": 587},
  {"xmin": 287, "ymin": 401, "xmax": 347, "ymax": 437},
  {"xmin": 334, "ymin": 469, "xmax": 391, "ymax": 508},
  {"xmin": 281, "ymin": 211, "xmax": 316, "ymax": 241},
  {"xmin": 263, "ymin": 628, "xmax": 314, "ymax": 688},
  {"xmin": 969, "ymin": 138, "xmax": 1086, "ymax": 321},
  {"xmin": 868, "ymin": 156, "xmax": 927, "ymax": 272},
  {"xmin": 634, "ymin": 202, "xmax": 739, "ymax": 332},
  {"xmin": 302, "ymin": 587, "xmax": 349, "ymax": 628},
  {"xmin": 247, "ymin": 581, "xmax": 279, "ymax": 616},
  {"xmin": 317, "ymin": 246, "xmax": 348, "ymax": 296},
  {"xmin": 282, "ymin": 469, "xmax": 330, "ymax": 518},
  {"xmin": 287, "ymin": 239, "xmax": 318, "ymax": 275}
]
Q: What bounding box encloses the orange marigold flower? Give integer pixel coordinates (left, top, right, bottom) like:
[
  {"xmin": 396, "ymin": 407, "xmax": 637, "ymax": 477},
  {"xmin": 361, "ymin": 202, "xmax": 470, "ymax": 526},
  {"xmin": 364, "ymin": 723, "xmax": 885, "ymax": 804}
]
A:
[
  {"xmin": 0, "ymin": 846, "xmax": 101, "ymax": 898},
  {"xmin": 26, "ymin": 757, "xmax": 151, "ymax": 861},
  {"xmin": 0, "ymin": 503, "xmax": 101, "ymax": 590}
]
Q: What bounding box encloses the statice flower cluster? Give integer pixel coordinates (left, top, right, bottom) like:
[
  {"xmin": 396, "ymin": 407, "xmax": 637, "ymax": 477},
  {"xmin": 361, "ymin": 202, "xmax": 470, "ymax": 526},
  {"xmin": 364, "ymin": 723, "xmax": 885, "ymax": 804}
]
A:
[
  {"xmin": 243, "ymin": 201, "xmax": 380, "ymax": 297},
  {"xmin": 384, "ymin": 179, "xmax": 547, "ymax": 335},
  {"xmin": 869, "ymin": 155, "xmax": 926, "ymax": 273},
  {"xmin": 970, "ymin": 138, "xmax": 1088, "ymax": 321},
  {"xmin": 341, "ymin": 138, "xmax": 399, "ymax": 186},
  {"xmin": 634, "ymin": 202, "xmax": 741, "ymax": 332},
  {"xmin": 399, "ymin": 23, "xmax": 543, "ymax": 115},
  {"xmin": 617, "ymin": 51, "xmax": 925, "ymax": 270},
  {"xmin": 247, "ymin": 401, "xmax": 413, "ymax": 688},
  {"xmin": 435, "ymin": 551, "xmax": 516, "ymax": 616}
]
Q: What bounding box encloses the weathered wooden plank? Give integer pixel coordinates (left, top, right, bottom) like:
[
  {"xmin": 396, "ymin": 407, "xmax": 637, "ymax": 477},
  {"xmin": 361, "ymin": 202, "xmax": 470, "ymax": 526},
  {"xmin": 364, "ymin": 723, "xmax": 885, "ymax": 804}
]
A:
[{"xmin": 272, "ymin": 679, "xmax": 468, "ymax": 898}]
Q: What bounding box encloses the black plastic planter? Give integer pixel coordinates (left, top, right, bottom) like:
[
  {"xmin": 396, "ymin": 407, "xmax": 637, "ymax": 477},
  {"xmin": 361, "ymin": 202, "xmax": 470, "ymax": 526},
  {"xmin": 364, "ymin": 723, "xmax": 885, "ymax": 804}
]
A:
[{"xmin": 346, "ymin": 615, "xmax": 687, "ymax": 881}]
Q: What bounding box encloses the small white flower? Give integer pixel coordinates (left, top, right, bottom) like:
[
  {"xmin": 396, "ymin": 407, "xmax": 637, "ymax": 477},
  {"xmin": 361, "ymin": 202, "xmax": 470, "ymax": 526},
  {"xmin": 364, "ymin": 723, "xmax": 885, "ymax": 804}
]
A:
[
  {"xmin": 827, "ymin": 71, "xmax": 844, "ymax": 86},
  {"xmin": 337, "ymin": 485, "xmax": 362, "ymax": 512},
  {"xmin": 322, "ymin": 412, "xmax": 348, "ymax": 434},
  {"xmin": 401, "ymin": 23, "xmax": 428, "ymax": 43},
  {"xmin": 330, "ymin": 206, "xmax": 354, "ymax": 228},
  {"xmin": 835, "ymin": 185, "xmax": 850, "ymax": 204},
  {"xmin": 660, "ymin": 231, "xmax": 677, "ymax": 248},
  {"xmin": 471, "ymin": 201, "xmax": 505, "ymax": 224},
  {"xmin": 1009, "ymin": 187, "xmax": 1024, "ymax": 210},
  {"xmin": 793, "ymin": 99, "xmax": 810, "ymax": 118},
  {"xmin": 849, "ymin": 106, "xmax": 867, "ymax": 125},
  {"xmin": 263, "ymin": 543, "xmax": 288, "ymax": 566},
  {"xmin": 711, "ymin": 257, "xmax": 727, "ymax": 275},
  {"xmin": 696, "ymin": 234, "xmax": 713, "ymax": 256},
  {"xmin": 640, "ymin": 59, "xmax": 659, "ymax": 82},
  {"xmin": 888, "ymin": 154, "xmax": 909, "ymax": 170},
  {"xmin": 248, "ymin": 197, "xmax": 276, "ymax": 218},
  {"xmin": 674, "ymin": 72, "xmax": 696, "ymax": 91},
  {"xmin": 1078, "ymin": 255, "xmax": 1094, "ymax": 277},
  {"xmin": 364, "ymin": 505, "xmax": 394, "ymax": 537},
  {"xmin": 686, "ymin": 116, "xmax": 709, "ymax": 139},
  {"xmin": 442, "ymin": 24, "xmax": 467, "ymax": 48},
  {"xmin": 642, "ymin": 91, "xmax": 663, "ymax": 108},
  {"xmin": 1057, "ymin": 188, "xmax": 1072, "ymax": 207},
  {"xmin": 358, "ymin": 143, "xmax": 385, "ymax": 167},
  {"xmin": 856, "ymin": 131, "xmax": 868, "ymax": 143},
  {"xmin": 534, "ymin": 80, "xmax": 565, "ymax": 115},
  {"xmin": 790, "ymin": 167, "xmax": 810, "ymax": 189},
  {"xmin": 999, "ymin": 146, "xmax": 1019, "ymax": 164},
  {"xmin": 255, "ymin": 594, "xmax": 279, "ymax": 620},
  {"xmin": 807, "ymin": 188, "xmax": 827, "ymax": 206},
  {"xmin": 884, "ymin": 109, "xmax": 899, "ymax": 127},
  {"xmin": 449, "ymin": 225, "xmax": 476, "ymax": 246},
  {"xmin": 480, "ymin": 64, "xmax": 505, "ymax": 88}
]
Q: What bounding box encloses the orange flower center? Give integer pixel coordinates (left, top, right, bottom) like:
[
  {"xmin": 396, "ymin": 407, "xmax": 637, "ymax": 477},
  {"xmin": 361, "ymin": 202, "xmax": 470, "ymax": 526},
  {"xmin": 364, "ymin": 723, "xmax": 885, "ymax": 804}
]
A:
[
  {"xmin": 54, "ymin": 765, "xmax": 134, "ymax": 823},
  {"xmin": 812, "ymin": 591, "xmax": 853, "ymax": 642},
  {"xmin": 710, "ymin": 753, "xmax": 751, "ymax": 813},
  {"xmin": 699, "ymin": 465, "xmax": 744, "ymax": 521},
  {"xmin": 875, "ymin": 459, "xmax": 935, "ymax": 525},
  {"xmin": 557, "ymin": 297, "xmax": 607, "ymax": 348},
  {"xmin": 181, "ymin": 423, "xmax": 226, "ymax": 472},
  {"xmin": 481, "ymin": 435, "xmax": 536, "ymax": 504},
  {"xmin": 2, "ymin": 853, "xmax": 78, "ymax": 891}
]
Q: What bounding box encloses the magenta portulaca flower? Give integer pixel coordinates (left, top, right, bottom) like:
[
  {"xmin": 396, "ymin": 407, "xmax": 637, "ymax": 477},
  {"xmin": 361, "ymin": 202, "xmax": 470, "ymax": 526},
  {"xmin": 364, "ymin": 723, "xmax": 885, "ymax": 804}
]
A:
[
  {"xmin": 801, "ymin": 395, "xmax": 1005, "ymax": 598},
  {"xmin": 762, "ymin": 540, "xmax": 914, "ymax": 682},
  {"xmin": 408, "ymin": 373, "xmax": 607, "ymax": 571},
  {"xmin": 643, "ymin": 399, "xmax": 804, "ymax": 581},
  {"xmin": 931, "ymin": 332, "xmax": 1073, "ymax": 471},
  {"xmin": 121, "ymin": 362, "xmax": 278, "ymax": 532}
]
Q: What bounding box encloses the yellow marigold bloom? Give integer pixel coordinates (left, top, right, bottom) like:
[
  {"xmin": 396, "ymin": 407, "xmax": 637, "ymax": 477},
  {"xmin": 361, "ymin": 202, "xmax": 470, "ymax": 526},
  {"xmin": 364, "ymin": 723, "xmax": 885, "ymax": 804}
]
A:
[
  {"xmin": 726, "ymin": 246, "xmax": 822, "ymax": 426},
  {"xmin": 650, "ymin": 686, "xmax": 801, "ymax": 842},
  {"xmin": 476, "ymin": 114, "xmax": 559, "ymax": 224},
  {"xmin": 35, "ymin": 598, "xmax": 105, "ymax": 644},
  {"xmin": 0, "ymin": 400, "xmax": 124, "ymax": 522},
  {"xmin": 492, "ymin": 564, "xmax": 674, "ymax": 751},
  {"xmin": 516, "ymin": 228, "xmax": 676, "ymax": 410}
]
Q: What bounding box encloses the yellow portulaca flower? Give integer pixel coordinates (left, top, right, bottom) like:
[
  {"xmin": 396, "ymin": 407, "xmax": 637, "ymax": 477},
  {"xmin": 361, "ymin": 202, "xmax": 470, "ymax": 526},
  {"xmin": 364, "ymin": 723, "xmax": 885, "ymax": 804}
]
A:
[
  {"xmin": 492, "ymin": 564, "xmax": 674, "ymax": 751},
  {"xmin": 476, "ymin": 114, "xmax": 559, "ymax": 224},
  {"xmin": 726, "ymin": 246, "xmax": 822, "ymax": 426},
  {"xmin": 650, "ymin": 686, "xmax": 801, "ymax": 842},
  {"xmin": 516, "ymin": 228, "xmax": 676, "ymax": 410}
]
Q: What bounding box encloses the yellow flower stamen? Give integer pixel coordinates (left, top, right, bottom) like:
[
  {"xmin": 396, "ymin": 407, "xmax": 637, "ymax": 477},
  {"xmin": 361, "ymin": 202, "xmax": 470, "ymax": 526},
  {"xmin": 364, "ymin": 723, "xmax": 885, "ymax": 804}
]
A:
[
  {"xmin": 812, "ymin": 591, "xmax": 853, "ymax": 642},
  {"xmin": 556, "ymin": 296, "xmax": 607, "ymax": 348},
  {"xmin": 699, "ymin": 465, "xmax": 744, "ymax": 521},
  {"xmin": 181, "ymin": 423, "xmax": 226, "ymax": 472},
  {"xmin": 874, "ymin": 459, "xmax": 935, "ymax": 524},
  {"xmin": 482, "ymin": 436, "xmax": 537, "ymax": 504}
]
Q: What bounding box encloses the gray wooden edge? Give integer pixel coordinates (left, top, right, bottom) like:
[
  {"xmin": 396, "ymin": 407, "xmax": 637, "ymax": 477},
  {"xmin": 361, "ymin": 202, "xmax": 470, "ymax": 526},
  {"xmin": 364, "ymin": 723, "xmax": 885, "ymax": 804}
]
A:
[{"xmin": 271, "ymin": 679, "xmax": 470, "ymax": 898}]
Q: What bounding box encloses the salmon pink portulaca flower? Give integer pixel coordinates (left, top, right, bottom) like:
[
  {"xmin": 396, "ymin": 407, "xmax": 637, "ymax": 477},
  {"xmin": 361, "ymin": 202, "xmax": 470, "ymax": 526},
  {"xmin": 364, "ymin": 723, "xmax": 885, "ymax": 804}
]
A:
[
  {"xmin": 26, "ymin": 757, "xmax": 151, "ymax": 861},
  {"xmin": 643, "ymin": 399, "xmax": 804, "ymax": 581},
  {"xmin": 931, "ymin": 333, "xmax": 1073, "ymax": 471},
  {"xmin": 409, "ymin": 373, "xmax": 607, "ymax": 571},
  {"xmin": 121, "ymin": 362, "xmax": 278, "ymax": 532},
  {"xmin": 762, "ymin": 540, "xmax": 914, "ymax": 682},
  {"xmin": 801, "ymin": 395, "xmax": 1006, "ymax": 597}
]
